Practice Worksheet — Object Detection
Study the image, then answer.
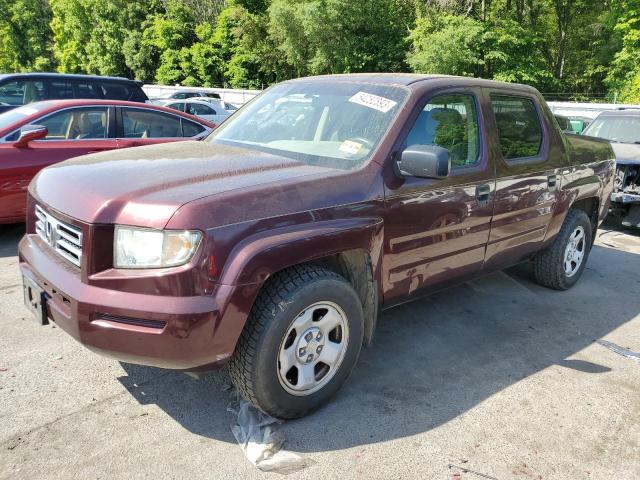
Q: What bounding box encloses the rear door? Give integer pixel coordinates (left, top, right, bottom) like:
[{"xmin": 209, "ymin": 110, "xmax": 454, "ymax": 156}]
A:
[
  {"xmin": 482, "ymin": 91, "xmax": 566, "ymax": 270},
  {"xmin": 0, "ymin": 106, "xmax": 115, "ymax": 220},
  {"xmin": 382, "ymin": 88, "xmax": 495, "ymax": 304}
]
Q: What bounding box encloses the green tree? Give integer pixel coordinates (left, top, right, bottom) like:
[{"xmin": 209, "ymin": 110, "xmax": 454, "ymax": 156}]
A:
[
  {"xmin": 606, "ymin": 0, "xmax": 640, "ymax": 101},
  {"xmin": 215, "ymin": 2, "xmax": 284, "ymax": 87},
  {"xmin": 50, "ymin": 0, "xmax": 159, "ymax": 77},
  {"xmin": 0, "ymin": 0, "xmax": 53, "ymax": 72},
  {"xmin": 269, "ymin": 0, "xmax": 411, "ymax": 77},
  {"xmin": 407, "ymin": 14, "xmax": 485, "ymax": 77}
]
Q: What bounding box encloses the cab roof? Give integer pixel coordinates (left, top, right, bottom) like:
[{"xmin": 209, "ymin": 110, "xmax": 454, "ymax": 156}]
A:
[{"xmin": 286, "ymin": 73, "xmax": 540, "ymax": 94}]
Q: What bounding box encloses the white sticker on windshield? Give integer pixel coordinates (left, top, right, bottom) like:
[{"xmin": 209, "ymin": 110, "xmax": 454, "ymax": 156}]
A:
[
  {"xmin": 348, "ymin": 91, "xmax": 397, "ymax": 113},
  {"xmin": 339, "ymin": 140, "xmax": 362, "ymax": 155}
]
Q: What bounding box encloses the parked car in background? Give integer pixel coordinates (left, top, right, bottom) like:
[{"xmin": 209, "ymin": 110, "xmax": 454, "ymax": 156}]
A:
[
  {"xmin": 0, "ymin": 99, "xmax": 214, "ymax": 224},
  {"xmin": 19, "ymin": 74, "xmax": 614, "ymax": 419},
  {"xmin": 160, "ymin": 98, "xmax": 230, "ymax": 124},
  {"xmin": 0, "ymin": 73, "xmax": 148, "ymax": 114},
  {"xmin": 554, "ymin": 114, "xmax": 574, "ymax": 133},
  {"xmin": 223, "ymin": 102, "xmax": 239, "ymax": 113},
  {"xmin": 153, "ymin": 90, "xmax": 221, "ymax": 101},
  {"xmin": 568, "ymin": 116, "xmax": 591, "ymax": 134},
  {"xmin": 583, "ymin": 109, "xmax": 640, "ymax": 227}
]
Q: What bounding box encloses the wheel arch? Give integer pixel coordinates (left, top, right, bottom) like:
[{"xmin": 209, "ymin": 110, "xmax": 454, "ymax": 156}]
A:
[
  {"xmin": 570, "ymin": 196, "xmax": 600, "ymax": 244},
  {"xmin": 219, "ymin": 218, "xmax": 384, "ymax": 347}
]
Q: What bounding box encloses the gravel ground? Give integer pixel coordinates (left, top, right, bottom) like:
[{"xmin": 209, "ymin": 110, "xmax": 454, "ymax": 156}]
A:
[{"xmin": 1, "ymin": 222, "xmax": 639, "ymax": 479}]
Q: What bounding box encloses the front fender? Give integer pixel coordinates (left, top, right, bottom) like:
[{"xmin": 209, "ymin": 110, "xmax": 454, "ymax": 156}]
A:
[{"xmin": 218, "ymin": 217, "xmax": 384, "ymax": 287}]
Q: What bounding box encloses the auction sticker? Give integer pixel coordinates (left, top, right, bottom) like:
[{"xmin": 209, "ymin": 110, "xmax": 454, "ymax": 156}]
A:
[
  {"xmin": 339, "ymin": 140, "xmax": 363, "ymax": 155},
  {"xmin": 348, "ymin": 91, "xmax": 397, "ymax": 113}
]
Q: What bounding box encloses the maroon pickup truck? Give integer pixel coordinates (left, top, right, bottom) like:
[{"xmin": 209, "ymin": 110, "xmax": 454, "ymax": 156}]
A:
[{"xmin": 19, "ymin": 74, "xmax": 615, "ymax": 418}]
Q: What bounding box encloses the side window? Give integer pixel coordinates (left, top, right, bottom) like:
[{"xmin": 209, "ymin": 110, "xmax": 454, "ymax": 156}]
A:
[
  {"xmin": 122, "ymin": 108, "xmax": 182, "ymax": 138},
  {"xmin": 49, "ymin": 81, "xmax": 74, "ymax": 99},
  {"xmin": 100, "ymin": 83, "xmax": 130, "ymax": 100},
  {"xmin": 405, "ymin": 93, "xmax": 480, "ymax": 168},
  {"xmin": 490, "ymin": 95, "xmax": 543, "ymax": 160},
  {"xmin": 74, "ymin": 82, "xmax": 101, "ymax": 99},
  {"xmin": 166, "ymin": 102, "xmax": 185, "ymax": 112},
  {"xmin": 0, "ymin": 80, "xmax": 45, "ymax": 105},
  {"xmin": 36, "ymin": 107, "xmax": 109, "ymax": 140},
  {"xmin": 188, "ymin": 103, "xmax": 215, "ymax": 116},
  {"xmin": 182, "ymin": 119, "xmax": 205, "ymax": 137},
  {"xmin": 173, "ymin": 92, "xmax": 187, "ymax": 99}
]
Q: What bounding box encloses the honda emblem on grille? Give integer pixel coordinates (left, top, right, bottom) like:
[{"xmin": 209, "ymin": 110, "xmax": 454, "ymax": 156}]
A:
[{"xmin": 45, "ymin": 218, "xmax": 55, "ymax": 247}]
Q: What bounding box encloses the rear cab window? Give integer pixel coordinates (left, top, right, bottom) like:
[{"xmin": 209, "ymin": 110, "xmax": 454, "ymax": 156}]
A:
[{"xmin": 490, "ymin": 94, "xmax": 544, "ymax": 161}]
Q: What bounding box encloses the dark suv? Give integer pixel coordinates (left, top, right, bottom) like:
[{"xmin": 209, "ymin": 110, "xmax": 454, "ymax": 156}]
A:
[{"xmin": 0, "ymin": 73, "xmax": 148, "ymax": 113}]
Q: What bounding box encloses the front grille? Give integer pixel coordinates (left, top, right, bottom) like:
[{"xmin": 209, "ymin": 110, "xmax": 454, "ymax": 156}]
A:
[{"xmin": 35, "ymin": 205, "xmax": 83, "ymax": 267}]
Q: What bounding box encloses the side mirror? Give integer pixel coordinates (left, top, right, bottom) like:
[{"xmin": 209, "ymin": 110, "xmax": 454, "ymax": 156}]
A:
[
  {"xmin": 14, "ymin": 125, "xmax": 48, "ymax": 148},
  {"xmin": 397, "ymin": 144, "xmax": 450, "ymax": 179}
]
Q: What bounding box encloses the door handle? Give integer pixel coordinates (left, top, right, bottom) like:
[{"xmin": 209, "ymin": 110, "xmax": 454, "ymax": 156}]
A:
[
  {"xmin": 548, "ymin": 174, "xmax": 558, "ymax": 191},
  {"xmin": 475, "ymin": 184, "xmax": 491, "ymax": 205}
]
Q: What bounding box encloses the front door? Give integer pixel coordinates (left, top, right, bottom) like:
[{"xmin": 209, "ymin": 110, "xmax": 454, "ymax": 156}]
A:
[{"xmin": 382, "ymin": 89, "xmax": 495, "ymax": 305}]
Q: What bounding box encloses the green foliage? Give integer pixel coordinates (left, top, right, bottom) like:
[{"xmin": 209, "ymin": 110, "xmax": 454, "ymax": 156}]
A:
[
  {"xmin": 269, "ymin": 0, "xmax": 411, "ymax": 76},
  {"xmin": 0, "ymin": 0, "xmax": 53, "ymax": 72},
  {"xmin": 408, "ymin": 14, "xmax": 485, "ymax": 77},
  {"xmin": 0, "ymin": 0, "xmax": 638, "ymax": 101},
  {"xmin": 606, "ymin": 0, "xmax": 640, "ymax": 101},
  {"xmin": 50, "ymin": 0, "xmax": 158, "ymax": 76}
]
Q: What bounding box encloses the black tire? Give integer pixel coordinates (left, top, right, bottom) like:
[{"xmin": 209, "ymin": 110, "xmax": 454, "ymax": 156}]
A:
[
  {"xmin": 533, "ymin": 209, "xmax": 593, "ymax": 290},
  {"xmin": 228, "ymin": 265, "xmax": 364, "ymax": 419}
]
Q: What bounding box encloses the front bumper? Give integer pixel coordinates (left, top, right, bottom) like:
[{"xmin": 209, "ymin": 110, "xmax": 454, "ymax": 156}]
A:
[{"xmin": 19, "ymin": 234, "xmax": 251, "ymax": 370}]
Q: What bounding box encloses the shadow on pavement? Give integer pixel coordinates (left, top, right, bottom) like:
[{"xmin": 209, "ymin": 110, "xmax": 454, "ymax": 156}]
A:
[
  {"xmin": 0, "ymin": 224, "xmax": 24, "ymax": 258},
  {"xmin": 117, "ymin": 236, "xmax": 640, "ymax": 453}
]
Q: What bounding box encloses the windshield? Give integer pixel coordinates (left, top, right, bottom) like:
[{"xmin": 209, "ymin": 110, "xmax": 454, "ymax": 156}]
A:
[
  {"xmin": 583, "ymin": 115, "xmax": 640, "ymax": 143},
  {"xmin": 207, "ymin": 82, "xmax": 408, "ymax": 170}
]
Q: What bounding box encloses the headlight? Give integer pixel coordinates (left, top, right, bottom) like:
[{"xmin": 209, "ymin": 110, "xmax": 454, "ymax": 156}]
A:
[{"xmin": 114, "ymin": 226, "xmax": 202, "ymax": 268}]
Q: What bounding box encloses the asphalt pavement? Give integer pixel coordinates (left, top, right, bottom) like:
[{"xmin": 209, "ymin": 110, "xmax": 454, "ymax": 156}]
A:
[{"xmin": 1, "ymin": 222, "xmax": 639, "ymax": 479}]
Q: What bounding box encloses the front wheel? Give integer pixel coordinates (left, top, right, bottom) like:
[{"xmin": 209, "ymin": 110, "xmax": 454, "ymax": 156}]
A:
[
  {"xmin": 533, "ymin": 209, "xmax": 593, "ymax": 290},
  {"xmin": 228, "ymin": 265, "xmax": 364, "ymax": 419}
]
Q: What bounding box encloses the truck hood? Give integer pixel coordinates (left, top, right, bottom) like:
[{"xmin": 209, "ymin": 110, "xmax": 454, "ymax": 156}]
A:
[
  {"xmin": 31, "ymin": 141, "xmax": 333, "ymax": 229},
  {"xmin": 611, "ymin": 143, "xmax": 640, "ymax": 165}
]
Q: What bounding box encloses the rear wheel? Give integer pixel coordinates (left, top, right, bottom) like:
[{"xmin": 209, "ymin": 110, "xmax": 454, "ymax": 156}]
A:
[
  {"xmin": 228, "ymin": 265, "xmax": 364, "ymax": 419},
  {"xmin": 533, "ymin": 209, "xmax": 593, "ymax": 290}
]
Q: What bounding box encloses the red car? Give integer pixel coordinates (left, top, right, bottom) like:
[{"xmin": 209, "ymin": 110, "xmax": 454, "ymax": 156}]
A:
[{"xmin": 0, "ymin": 99, "xmax": 215, "ymax": 224}]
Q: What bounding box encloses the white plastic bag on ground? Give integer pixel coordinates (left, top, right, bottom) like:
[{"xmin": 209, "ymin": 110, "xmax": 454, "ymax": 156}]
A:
[{"xmin": 228, "ymin": 399, "xmax": 311, "ymax": 474}]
